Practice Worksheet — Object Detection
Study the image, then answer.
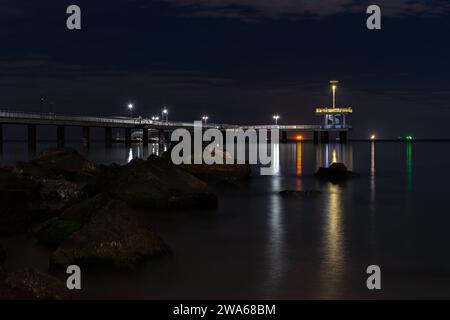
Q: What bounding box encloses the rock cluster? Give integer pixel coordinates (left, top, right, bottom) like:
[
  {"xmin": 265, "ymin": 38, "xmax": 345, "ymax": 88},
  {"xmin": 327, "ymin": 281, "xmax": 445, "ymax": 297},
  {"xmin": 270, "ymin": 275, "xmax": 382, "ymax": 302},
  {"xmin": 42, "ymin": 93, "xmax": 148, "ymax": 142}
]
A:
[{"xmin": 315, "ymin": 163, "xmax": 359, "ymax": 182}]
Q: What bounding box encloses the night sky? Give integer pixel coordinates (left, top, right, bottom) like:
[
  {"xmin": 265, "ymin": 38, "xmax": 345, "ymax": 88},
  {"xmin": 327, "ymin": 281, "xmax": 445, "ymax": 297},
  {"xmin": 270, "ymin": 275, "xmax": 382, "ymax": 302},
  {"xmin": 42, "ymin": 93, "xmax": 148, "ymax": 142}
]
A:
[{"xmin": 1, "ymin": 0, "xmax": 450, "ymax": 138}]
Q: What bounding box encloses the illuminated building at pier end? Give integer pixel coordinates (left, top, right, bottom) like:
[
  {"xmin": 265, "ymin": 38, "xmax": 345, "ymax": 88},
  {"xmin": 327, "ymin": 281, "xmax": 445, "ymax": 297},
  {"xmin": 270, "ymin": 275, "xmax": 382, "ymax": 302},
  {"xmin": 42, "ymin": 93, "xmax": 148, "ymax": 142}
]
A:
[{"xmin": 316, "ymin": 81, "xmax": 353, "ymax": 129}]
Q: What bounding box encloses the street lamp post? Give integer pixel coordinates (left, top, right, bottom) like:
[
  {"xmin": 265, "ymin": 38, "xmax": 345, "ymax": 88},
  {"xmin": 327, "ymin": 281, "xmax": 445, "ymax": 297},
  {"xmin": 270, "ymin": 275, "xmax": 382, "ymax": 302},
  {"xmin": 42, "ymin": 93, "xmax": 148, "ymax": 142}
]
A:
[
  {"xmin": 273, "ymin": 115, "xmax": 280, "ymax": 126},
  {"xmin": 330, "ymin": 80, "xmax": 339, "ymax": 109},
  {"xmin": 202, "ymin": 115, "xmax": 209, "ymax": 125}
]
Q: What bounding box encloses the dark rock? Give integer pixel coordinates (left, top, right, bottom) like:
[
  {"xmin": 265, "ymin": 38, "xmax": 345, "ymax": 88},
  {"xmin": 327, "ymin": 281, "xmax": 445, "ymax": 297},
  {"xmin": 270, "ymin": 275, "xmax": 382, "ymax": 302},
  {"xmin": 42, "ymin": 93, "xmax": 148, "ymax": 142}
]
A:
[
  {"xmin": 178, "ymin": 164, "xmax": 251, "ymax": 184},
  {"xmin": 37, "ymin": 194, "xmax": 112, "ymax": 248},
  {"xmin": 14, "ymin": 162, "xmax": 57, "ymax": 180},
  {"xmin": 39, "ymin": 179, "xmax": 83, "ymax": 201},
  {"xmin": 31, "ymin": 148, "xmax": 97, "ymax": 180},
  {"xmin": 38, "ymin": 220, "xmax": 82, "ymax": 249},
  {"xmin": 0, "ymin": 169, "xmax": 52, "ymax": 236},
  {"xmin": 50, "ymin": 199, "xmax": 170, "ymax": 269},
  {"xmin": 279, "ymin": 190, "xmax": 322, "ymax": 197},
  {"xmin": 86, "ymin": 155, "xmax": 218, "ymax": 209},
  {"xmin": 60, "ymin": 193, "xmax": 112, "ymax": 225},
  {"xmin": 0, "ymin": 269, "xmax": 71, "ymax": 300},
  {"xmin": 315, "ymin": 163, "xmax": 359, "ymax": 182},
  {"xmin": 162, "ymin": 143, "xmax": 251, "ymax": 183}
]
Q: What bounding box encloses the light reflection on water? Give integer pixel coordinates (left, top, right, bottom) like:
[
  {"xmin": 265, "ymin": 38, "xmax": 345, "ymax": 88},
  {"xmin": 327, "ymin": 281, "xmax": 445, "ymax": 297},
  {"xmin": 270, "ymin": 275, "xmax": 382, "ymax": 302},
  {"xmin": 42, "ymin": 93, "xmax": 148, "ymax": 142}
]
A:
[
  {"xmin": 3, "ymin": 141, "xmax": 450, "ymax": 299},
  {"xmin": 320, "ymin": 183, "xmax": 345, "ymax": 299}
]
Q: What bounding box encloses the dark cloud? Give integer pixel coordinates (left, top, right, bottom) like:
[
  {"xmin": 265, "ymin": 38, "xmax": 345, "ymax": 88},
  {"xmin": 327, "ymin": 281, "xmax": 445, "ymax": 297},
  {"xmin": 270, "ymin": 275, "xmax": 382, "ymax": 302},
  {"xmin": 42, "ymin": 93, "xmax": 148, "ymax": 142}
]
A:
[{"xmin": 165, "ymin": 0, "xmax": 450, "ymax": 20}]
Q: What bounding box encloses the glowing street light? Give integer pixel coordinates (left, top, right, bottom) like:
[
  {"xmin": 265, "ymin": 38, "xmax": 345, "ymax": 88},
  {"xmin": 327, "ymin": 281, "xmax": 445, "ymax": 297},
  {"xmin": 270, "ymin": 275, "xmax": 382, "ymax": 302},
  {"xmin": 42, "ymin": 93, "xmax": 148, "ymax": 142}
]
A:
[
  {"xmin": 371, "ymin": 134, "xmax": 376, "ymax": 141},
  {"xmin": 202, "ymin": 115, "xmax": 209, "ymax": 125},
  {"xmin": 127, "ymin": 103, "xmax": 134, "ymax": 117},
  {"xmin": 151, "ymin": 116, "xmax": 160, "ymax": 121},
  {"xmin": 162, "ymin": 108, "xmax": 169, "ymax": 122},
  {"xmin": 273, "ymin": 115, "xmax": 280, "ymax": 125}
]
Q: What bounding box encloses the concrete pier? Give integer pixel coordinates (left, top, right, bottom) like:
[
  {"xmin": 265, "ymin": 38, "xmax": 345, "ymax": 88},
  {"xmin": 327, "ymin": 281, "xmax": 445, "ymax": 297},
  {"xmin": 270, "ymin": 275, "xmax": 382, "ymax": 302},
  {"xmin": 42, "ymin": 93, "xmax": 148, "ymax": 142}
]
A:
[
  {"xmin": 281, "ymin": 131, "xmax": 288, "ymax": 143},
  {"xmin": 105, "ymin": 127, "xmax": 112, "ymax": 148},
  {"xmin": 158, "ymin": 129, "xmax": 165, "ymax": 145},
  {"xmin": 313, "ymin": 131, "xmax": 319, "ymax": 144},
  {"xmin": 321, "ymin": 131, "xmax": 329, "ymax": 144},
  {"xmin": 339, "ymin": 131, "xmax": 347, "ymax": 144},
  {"xmin": 125, "ymin": 128, "xmax": 132, "ymax": 147},
  {"xmin": 57, "ymin": 125, "xmax": 65, "ymax": 148},
  {"xmin": 142, "ymin": 128, "xmax": 149, "ymax": 146},
  {"xmin": 28, "ymin": 124, "xmax": 37, "ymax": 152},
  {"xmin": 82, "ymin": 126, "xmax": 90, "ymax": 148}
]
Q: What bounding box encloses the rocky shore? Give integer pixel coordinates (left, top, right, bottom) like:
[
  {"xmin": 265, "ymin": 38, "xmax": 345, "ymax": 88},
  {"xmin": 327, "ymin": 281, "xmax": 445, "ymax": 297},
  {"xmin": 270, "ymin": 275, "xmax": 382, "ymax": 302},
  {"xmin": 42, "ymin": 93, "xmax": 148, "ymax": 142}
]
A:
[{"xmin": 0, "ymin": 147, "xmax": 247, "ymax": 299}]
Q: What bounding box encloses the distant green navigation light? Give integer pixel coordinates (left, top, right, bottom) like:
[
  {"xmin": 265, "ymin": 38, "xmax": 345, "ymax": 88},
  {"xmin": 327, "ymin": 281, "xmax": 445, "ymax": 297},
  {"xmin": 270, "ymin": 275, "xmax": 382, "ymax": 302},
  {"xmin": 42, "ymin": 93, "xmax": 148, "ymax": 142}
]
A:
[{"xmin": 404, "ymin": 135, "xmax": 414, "ymax": 141}]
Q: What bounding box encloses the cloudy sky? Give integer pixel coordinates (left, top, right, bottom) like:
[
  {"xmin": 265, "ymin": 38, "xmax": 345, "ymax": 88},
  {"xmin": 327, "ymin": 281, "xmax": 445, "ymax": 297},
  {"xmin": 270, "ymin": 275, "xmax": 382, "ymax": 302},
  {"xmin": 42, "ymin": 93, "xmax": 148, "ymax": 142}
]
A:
[{"xmin": 1, "ymin": 0, "xmax": 450, "ymax": 138}]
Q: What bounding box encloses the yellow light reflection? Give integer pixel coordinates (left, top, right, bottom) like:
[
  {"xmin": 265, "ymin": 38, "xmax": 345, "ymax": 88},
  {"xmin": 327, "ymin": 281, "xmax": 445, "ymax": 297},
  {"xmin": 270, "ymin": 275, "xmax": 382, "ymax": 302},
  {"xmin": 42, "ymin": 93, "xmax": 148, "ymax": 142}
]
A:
[
  {"xmin": 296, "ymin": 142, "xmax": 302, "ymax": 176},
  {"xmin": 320, "ymin": 184, "xmax": 345, "ymax": 299}
]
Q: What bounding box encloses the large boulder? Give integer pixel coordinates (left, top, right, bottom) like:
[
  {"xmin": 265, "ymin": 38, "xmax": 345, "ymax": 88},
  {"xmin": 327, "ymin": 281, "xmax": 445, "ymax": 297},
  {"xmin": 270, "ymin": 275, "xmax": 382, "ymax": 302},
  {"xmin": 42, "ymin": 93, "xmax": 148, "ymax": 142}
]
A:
[
  {"xmin": 50, "ymin": 198, "xmax": 170, "ymax": 269},
  {"xmin": 14, "ymin": 161, "xmax": 57, "ymax": 180},
  {"xmin": 39, "ymin": 178, "xmax": 84, "ymax": 201},
  {"xmin": 30, "ymin": 148, "xmax": 97, "ymax": 180},
  {"xmin": 0, "ymin": 170, "xmax": 48, "ymax": 236},
  {"xmin": 37, "ymin": 193, "xmax": 112, "ymax": 248},
  {"xmin": 86, "ymin": 155, "xmax": 218, "ymax": 209},
  {"xmin": 162, "ymin": 143, "xmax": 251, "ymax": 183},
  {"xmin": 0, "ymin": 269, "xmax": 71, "ymax": 300},
  {"xmin": 315, "ymin": 163, "xmax": 359, "ymax": 183}
]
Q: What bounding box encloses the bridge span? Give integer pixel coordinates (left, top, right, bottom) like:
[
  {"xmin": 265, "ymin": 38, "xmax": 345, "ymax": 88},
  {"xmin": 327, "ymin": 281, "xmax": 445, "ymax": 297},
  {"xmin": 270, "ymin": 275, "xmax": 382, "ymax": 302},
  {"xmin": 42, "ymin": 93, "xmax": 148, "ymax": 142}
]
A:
[{"xmin": 0, "ymin": 109, "xmax": 351, "ymax": 151}]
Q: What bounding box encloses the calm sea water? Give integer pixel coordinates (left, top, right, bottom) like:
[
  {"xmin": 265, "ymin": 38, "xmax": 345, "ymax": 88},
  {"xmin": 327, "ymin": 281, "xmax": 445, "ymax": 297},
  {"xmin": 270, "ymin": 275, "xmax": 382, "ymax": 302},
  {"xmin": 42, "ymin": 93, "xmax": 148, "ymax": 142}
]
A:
[{"xmin": 2, "ymin": 141, "xmax": 450, "ymax": 299}]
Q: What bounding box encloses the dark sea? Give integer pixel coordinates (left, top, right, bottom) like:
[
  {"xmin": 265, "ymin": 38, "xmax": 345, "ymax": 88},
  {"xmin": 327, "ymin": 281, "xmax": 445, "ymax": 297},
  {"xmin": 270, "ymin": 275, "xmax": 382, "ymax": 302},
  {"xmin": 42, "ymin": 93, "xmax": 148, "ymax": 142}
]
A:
[{"xmin": 1, "ymin": 141, "xmax": 450, "ymax": 299}]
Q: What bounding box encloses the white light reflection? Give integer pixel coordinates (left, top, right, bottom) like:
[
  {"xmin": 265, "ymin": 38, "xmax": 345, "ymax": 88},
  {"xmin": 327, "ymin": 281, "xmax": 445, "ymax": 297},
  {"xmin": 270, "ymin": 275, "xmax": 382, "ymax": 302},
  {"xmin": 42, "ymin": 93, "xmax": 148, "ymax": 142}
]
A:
[
  {"xmin": 127, "ymin": 148, "xmax": 133, "ymax": 163},
  {"xmin": 369, "ymin": 141, "xmax": 376, "ymax": 246},
  {"xmin": 265, "ymin": 161, "xmax": 284, "ymax": 297},
  {"xmin": 320, "ymin": 183, "xmax": 345, "ymax": 299}
]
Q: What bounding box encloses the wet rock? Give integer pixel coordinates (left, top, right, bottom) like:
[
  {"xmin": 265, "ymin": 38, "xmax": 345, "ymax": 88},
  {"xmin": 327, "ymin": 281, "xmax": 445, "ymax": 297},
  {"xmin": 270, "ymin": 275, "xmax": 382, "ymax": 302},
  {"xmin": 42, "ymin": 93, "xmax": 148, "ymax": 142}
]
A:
[
  {"xmin": 0, "ymin": 170, "xmax": 49, "ymax": 236},
  {"xmin": 0, "ymin": 269, "xmax": 71, "ymax": 300},
  {"xmin": 86, "ymin": 155, "xmax": 218, "ymax": 209},
  {"xmin": 37, "ymin": 194, "xmax": 112, "ymax": 248},
  {"xmin": 38, "ymin": 219, "xmax": 82, "ymax": 249},
  {"xmin": 60, "ymin": 193, "xmax": 112, "ymax": 225},
  {"xmin": 178, "ymin": 164, "xmax": 251, "ymax": 184},
  {"xmin": 14, "ymin": 162, "xmax": 57, "ymax": 180},
  {"xmin": 162, "ymin": 144, "xmax": 251, "ymax": 184},
  {"xmin": 50, "ymin": 199, "xmax": 170, "ymax": 269},
  {"xmin": 279, "ymin": 190, "xmax": 322, "ymax": 197},
  {"xmin": 30, "ymin": 148, "xmax": 97, "ymax": 180},
  {"xmin": 39, "ymin": 179, "xmax": 83, "ymax": 201},
  {"xmin": 315, "ymin": 163, "xmax": 359, "ymax": 182}
]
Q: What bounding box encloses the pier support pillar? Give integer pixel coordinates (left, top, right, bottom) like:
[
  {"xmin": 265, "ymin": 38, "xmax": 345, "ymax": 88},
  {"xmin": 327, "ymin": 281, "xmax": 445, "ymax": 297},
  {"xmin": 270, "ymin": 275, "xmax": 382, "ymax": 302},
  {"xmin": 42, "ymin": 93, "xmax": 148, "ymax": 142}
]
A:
[
  {"xmin": 82, "ymin": 126, "xmax": 90, "ymax": 149},
  {"xmin": 57, "ymin": 125, "xmax": 65, "ymax": 148},
  {"xmin": 125, "ymin": 128, "xmax": 132, "ymax": 148},
  {"xmin": 281, "ymin": 131, "xmax": 288, "ymax": 143},
  {"xmin": 321, "ymin": 131, "xmax": 329, "ymax": 144},
  {"xmin": 158, "ymin": 129, "xmax": 165, "ymax": 145},
  {"xmin": 313, "ymin": 131, "xmax": 319, "ymax": 144},
  {"xmin": 28, "ymin": 124, "xmax": 37, "ymax": 153},
  {"xmin": 105, "ymin": 127, "xmax": 112, "ymax": 148},
  {"xmin": 0, "ymin": 124, "xmax": 3, "ymax": 153},
  {"xmin": 339, "ymin": 131, "xmax": 347, "ymax": 144},
  {"xmin": 142, "ymin": 128, "xmax": 149, "ymax": 146}
]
